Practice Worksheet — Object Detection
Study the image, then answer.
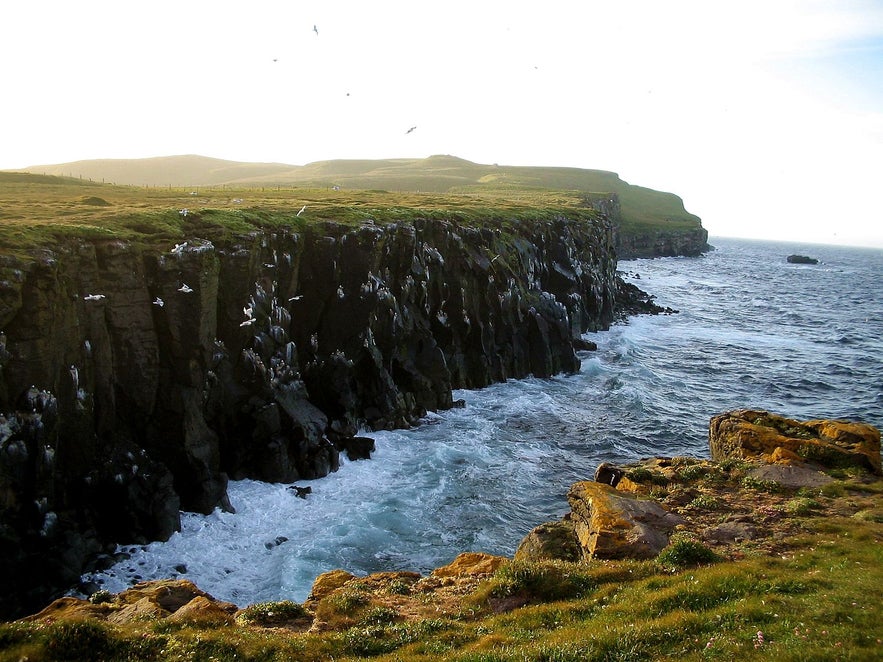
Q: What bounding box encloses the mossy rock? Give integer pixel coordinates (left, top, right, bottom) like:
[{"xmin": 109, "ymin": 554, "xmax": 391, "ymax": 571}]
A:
[{"xmin": 514, "ymin": 520, "xmax": 581, "ymax": 563}]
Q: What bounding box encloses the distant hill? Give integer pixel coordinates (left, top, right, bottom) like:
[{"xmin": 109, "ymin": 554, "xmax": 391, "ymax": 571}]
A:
[{"xmin": 17, "ymin": 154, "xmax": 703, "ymax": 238}]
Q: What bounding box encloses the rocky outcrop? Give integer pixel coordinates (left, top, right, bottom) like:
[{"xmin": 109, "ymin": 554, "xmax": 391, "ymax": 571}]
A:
[
  {"xmin": 617, "ymin": 227, "xmax": 710, "ymax": 259},
  {"xmin": 709, "ymin": 409, "xmax": 882, "ymax": 475},
  {"xmin": 517, "ymin": 412, "xmax": 882, "ymax": 565},
  {"xmin": 566, "ymin": 481, "xmax": 683, "ymax": 560},
  {"xmin": 0, "ymin": 213, "xmax": 620, "ymax": 618},
  {"xmin": 786, "ymin": 254, "xmax": 818, "ymax": 265}
]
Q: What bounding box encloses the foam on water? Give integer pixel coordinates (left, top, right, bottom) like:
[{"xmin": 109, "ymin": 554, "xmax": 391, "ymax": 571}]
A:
[{"xmin": 82, "ymin": 238, "xmax": 883, "ymax": 606}]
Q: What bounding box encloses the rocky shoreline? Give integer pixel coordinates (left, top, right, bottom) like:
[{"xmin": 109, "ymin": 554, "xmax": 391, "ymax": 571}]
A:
[
  {"xmin": 5, "ymin": 409, "xmax": 880, "ymax": 661},
  {"xmin": 0, "ymin": 209, "xmax": 690, "ymax": 619}
]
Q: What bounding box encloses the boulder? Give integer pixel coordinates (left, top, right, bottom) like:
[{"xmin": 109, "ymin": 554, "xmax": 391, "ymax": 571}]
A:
[
  {"xmin": 431, "ymin": 552, "xmax": 506, "ymax": 578},
  {"xmin": 107, "ymin": 596, "xmax": 169, "ymax": 624},
  {"xmin": 566, "ymin": 481, "xmax": 683, "ymax": 560},
  {"xmin": 709, "ymin": 409, "xmax": 881, "ymax": 475},
  {"xmin": 305, "ymin": 569, "xmax": 357, "ymax": 608},
  {"xmin": 514, "ymin": 520, "xmax": 581, "ymax": 563},
  {"xmin": 167, "ymin": 595, "xmax": 235, "ymax": 625},
  {"xmin": 118, "ymin": 578, "xmax": 235, "ymax": 613}
]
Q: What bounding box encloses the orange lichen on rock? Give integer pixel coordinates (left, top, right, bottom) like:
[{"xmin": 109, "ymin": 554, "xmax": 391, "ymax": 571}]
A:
[
  {"xmin": 566, "ymin": 481, "xmax": 682, "ymax": 560},
  {"xmin": 709, "ymin": 409, "xmax": 881, "ymax": 474}
]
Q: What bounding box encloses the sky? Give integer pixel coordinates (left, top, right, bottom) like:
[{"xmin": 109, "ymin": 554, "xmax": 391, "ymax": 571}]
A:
[{"xmin": 2, "ymin": 0, "xmax": 882, "ymax": 247}]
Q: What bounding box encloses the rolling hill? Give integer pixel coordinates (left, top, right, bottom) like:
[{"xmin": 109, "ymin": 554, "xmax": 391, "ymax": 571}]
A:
[{"xmin": 20, "ymin": 154, "xmax": 703, "ymax": 237}]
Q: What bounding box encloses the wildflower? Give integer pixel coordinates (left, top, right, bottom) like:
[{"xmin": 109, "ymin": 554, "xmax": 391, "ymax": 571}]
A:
[{"xmin": 754, "ymin": 630, "xmax": 766, "ymax": 649}]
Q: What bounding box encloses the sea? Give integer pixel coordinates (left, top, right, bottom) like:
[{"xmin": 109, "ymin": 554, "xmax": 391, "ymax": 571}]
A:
[{"xmin": 81, "ymin": 237, "xmax": 883, "ymax": 606}]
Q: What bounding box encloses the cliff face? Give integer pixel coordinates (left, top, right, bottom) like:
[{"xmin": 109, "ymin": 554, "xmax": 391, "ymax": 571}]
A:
[
  {"xmin": 0, "ymin": 213, "xmax": 617, "ymax": 617},
  {"xmin": 616, "ymin": 226, "xmax": 710, "ymax": 259}
]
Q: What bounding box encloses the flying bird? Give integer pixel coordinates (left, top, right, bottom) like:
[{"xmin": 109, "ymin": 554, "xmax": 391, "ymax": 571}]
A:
[
  {"xmin": 288, "ymin": 295, "xmax": 303, "ymax": 302},
  {"xmin": 152, "ymin": 297, "xmax": 164, "ymax": 307},
  {"xmin": 83, "ymin": 294, "xmax": 105, "ymax": 301},
  {"xmin": 239, "ymin": 318, "xmax": 256, "ymax": 327},
  {"xmin": 405, "ymin": 126, "xmax": 417, "ymax": 134},
  {"xmin": 178, "ymin": 284, "xmax": 194, "ymax": 294},
  {"xmin": 313, "ymin": 24, "xmax": 319, "ymax": 35},
  {"xmin": 297, "ymin": 205, "xmax": 307, "ymax": 216}
]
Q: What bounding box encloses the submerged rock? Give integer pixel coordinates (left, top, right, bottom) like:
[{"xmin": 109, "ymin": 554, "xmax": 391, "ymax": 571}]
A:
[{"xmin": 786, "ymin": 254, "xmax": 818, "ymax": 264}]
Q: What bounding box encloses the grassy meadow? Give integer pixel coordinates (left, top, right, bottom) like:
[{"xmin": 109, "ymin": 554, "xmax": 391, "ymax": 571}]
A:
[{"xmin": 3, "ymin": 154, "xmax": 702, "ymax": 256}]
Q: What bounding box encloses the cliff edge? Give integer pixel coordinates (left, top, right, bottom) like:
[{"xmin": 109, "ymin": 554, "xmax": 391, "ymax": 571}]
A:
[{"xmin": 0, "ymin": 209, "xmax": 620, "ymax": 618}]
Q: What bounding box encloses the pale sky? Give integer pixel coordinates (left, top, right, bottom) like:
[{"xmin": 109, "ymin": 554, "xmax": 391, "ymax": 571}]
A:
[{"xmin": 3, "ymin": 0, "xmax": 882, "ymax": 247}]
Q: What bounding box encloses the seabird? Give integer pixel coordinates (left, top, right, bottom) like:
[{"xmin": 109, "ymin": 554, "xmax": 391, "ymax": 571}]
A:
[
  {"xmin": 172, "ymin": 242, "xmax": 187, "ymax": 253},
  {"xmin": 288, "ymin": 295, "xmax": 303, "ymax": 302},
  {"xmin": 313, "ymin": 24, "xmax": 319, "ymax": 35},
  {"xmin": 83, "ymin": 294, "xmax": 105, "ymax": 301},
  {"xmin": 406, "ymin": 126, "xmax": 417, "ymax": 134},
  {"xmin": 179, "ymin": 209, "xmax": 189, "ymax": 217},
  {"xmin": 178, "ymin": 284, "xmax": 194, "ymax": 294},
  {"xmin": 239, "ymin": 318, "xmax": 256, "ymax": 327},
  {"xmin": 152, "ymin": 297, "xmax": 164, "ymax": 307},
  {"xmin": 297, "ymin": 205, "xmax": 307, "ymax": 217},
  {"xmin": 243, "ymin": 305, "xmax": 254, "ymax": 318}
]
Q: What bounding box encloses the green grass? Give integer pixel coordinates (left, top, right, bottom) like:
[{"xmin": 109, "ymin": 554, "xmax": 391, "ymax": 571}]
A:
[
  {"xmin": 2, "ymin": 513, "xmax": 881, "ymax": 661},
  {"xmin": 0, "ymin": 171, "xmax": 612, "ymax": 260},
  {"xmin": 2, "ymin": 154, "xmax": 702, "ymax": 257}
]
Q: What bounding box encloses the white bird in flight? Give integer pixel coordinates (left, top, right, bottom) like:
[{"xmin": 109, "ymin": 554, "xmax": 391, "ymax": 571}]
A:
[
  {"xmin": 297, "ymin": 205, "xmax": 307, "ymax": 217},
  {"xmin": 178, "ymin": 284, "xmax": 194, "ymax": 294},
  {"xmin": 83, "ymin": 294, "xmax": 105, "ymax": 301},
  {"xmin": 152, "ymin": 297, "xmax": 164, "ymax": 307}
]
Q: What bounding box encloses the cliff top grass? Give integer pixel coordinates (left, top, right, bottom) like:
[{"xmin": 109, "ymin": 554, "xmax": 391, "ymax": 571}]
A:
[
  {"xmin": 3, "ymin": 155, "xmax": 702, "ymax": 256},
  {"xmin": 0, "ymin": 171, "xmax": 606, "ymax": 259},
  {"xmin": 2, "ymin": 462, "xmax": 881, "ymax": 662}
]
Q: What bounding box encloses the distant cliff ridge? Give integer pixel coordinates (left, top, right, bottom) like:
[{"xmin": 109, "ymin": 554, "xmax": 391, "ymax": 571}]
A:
[{"xmin": 0, "ymin": 212, "xmax": 622, "ymax": 618}]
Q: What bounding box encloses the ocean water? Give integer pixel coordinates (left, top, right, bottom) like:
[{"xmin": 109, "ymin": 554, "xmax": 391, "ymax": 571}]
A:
[{"xmin": 82, "ymin": 237, "xmax": 883, "ymax": 605}]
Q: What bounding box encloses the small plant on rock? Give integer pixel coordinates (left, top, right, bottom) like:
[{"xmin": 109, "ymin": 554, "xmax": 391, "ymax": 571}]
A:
[
  {"xmin": 784, "ymin": 497, "xmax": 822, "ymax": 516},
  {"xmin": 235, "ymin": 600, "xmax": 307, "ymax": 627},
  {"xmin": 656, "ymin": 535, "xmax": 720, "ymax": 572}
]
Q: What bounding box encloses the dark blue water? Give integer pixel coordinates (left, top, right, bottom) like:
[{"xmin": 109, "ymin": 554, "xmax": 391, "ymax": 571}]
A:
[{"xmin": 83, "ymin": 237, "xmax": 883, "ymax": 605}]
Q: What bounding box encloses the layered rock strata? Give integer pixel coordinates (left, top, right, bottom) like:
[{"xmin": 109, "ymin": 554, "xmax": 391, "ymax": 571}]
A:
[{"xmin": 0, "ymin": 213, "xmax": 618, "ymax": 618}]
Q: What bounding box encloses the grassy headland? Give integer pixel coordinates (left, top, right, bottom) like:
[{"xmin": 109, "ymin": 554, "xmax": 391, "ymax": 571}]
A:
[
  {"xmin": 0, "ymin": 171, "xmax": 604, "ymax": 258},
  {"xmin": 5, "ymin": 154, "xmax": 703, "ymax": 251}
]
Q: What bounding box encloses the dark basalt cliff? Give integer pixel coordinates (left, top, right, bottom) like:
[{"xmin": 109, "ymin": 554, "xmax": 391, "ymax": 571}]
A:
[
  {"xmin": 0, "ymin": 213, "xmax": 620, "ymax": 618},
  {"xmin": 616, "ymin": 226, "xmax": 710, "ymax": 259}
]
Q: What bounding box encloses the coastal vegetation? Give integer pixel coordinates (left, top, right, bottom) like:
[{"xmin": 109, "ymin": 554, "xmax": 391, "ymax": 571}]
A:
[
  {"xmin": 1, "ymin": 154, "xmax": 703, "ymax": 256},
  {"xmin": 1, "ymin": 457, "xmax": 880, "ymax": 661}
]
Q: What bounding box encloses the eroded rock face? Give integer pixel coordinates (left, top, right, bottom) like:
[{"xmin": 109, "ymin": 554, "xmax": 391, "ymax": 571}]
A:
[
  {"xmin": 0, "ymin": 214, "xmax": 619, "ymax": 618},
  {"xmin": 566, "ymin": 481, "xmax": 683, "ymax": 560},
  {"xmin": 709, "ymin": 409, "xmax": 882, "ymax": 475}
]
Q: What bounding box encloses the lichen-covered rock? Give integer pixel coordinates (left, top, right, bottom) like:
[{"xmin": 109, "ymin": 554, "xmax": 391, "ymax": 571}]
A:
[
  {"xmin": 305, "ymin": 569, "xmax": 357, "ymax": 608},
  {"xmin": 513, "ymin": 520, "xmax": 581, "ymax": 563},
  {"xmin": 430, "ymin": 552, "xmax": 507, "ymax": 578},
  {"xmin": 167, "ymin": 595, "xmax": 235, "ymax": 625},
  {"xmin": 709, "ymin": 409, "xmax": 881, "ymax": 475},
  {"xmin": 566, "ymin": 481, "xmax": 683, "ymax": 560}
]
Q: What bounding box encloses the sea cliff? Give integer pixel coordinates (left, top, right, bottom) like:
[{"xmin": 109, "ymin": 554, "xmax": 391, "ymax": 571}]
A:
[{"xmin": 0, "ymin": 212, "xmax": 623, "ymax": 618}]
